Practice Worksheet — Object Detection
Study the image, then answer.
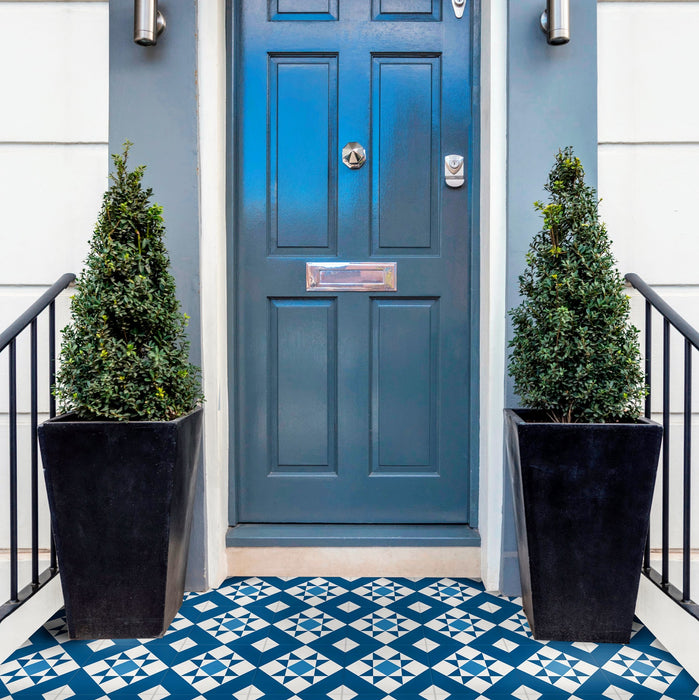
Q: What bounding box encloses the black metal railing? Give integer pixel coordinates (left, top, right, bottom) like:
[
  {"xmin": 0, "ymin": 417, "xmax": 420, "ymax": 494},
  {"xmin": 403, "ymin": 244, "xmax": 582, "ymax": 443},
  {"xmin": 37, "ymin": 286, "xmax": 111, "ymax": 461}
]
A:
[
  {"xmin": 626, "ymin": 273, "xmax": 699, "ymax": 621},
  {"xmin": 0, "ymin": 273, "xmax": 74, "ymax": 623}
]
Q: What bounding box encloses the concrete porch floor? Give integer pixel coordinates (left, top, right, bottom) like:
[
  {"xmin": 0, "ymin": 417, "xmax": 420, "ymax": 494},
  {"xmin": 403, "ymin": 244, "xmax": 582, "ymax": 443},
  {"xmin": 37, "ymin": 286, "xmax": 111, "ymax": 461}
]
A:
[{"xmin": 1, "ymin": 576, "xmax": 697, "ymax": 699}]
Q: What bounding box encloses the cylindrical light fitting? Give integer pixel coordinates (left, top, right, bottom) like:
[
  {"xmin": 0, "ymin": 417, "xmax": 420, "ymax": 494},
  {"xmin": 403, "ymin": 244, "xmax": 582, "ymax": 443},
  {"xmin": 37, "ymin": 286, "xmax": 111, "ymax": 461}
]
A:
[
  {"xmin": 540, "ymin": 0, "xmax": 570, "ymax": 46},
  {"xmin": 134, "ymin": 0, "xmax": 166, "ymax": 47}
]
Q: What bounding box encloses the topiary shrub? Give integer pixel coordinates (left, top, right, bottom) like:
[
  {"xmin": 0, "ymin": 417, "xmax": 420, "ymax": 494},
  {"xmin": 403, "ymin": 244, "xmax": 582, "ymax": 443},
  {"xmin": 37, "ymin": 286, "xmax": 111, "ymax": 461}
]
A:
[
  {"xmin": 508, "ymin": 147, "xmax": 645, "ymax": 423},
  {"xmin": 55, "ymin": 143, "xmax": 203, "ymax": 421}
]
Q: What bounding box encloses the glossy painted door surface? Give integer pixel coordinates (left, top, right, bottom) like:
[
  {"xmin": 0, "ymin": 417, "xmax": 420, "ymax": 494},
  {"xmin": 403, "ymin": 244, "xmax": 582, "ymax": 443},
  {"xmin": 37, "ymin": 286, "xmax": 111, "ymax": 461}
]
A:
[{"xmin": 235, "ymin": 0, "xmax": 474, "ymax": 523}]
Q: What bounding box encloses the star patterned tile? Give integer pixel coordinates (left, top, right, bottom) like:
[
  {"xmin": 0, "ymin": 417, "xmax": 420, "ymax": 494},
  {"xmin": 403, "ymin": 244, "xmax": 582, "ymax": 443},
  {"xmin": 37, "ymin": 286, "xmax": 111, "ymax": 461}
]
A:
[{"xmin": 0, "ymin": 576, "xmax": 697, "ymax": 700}]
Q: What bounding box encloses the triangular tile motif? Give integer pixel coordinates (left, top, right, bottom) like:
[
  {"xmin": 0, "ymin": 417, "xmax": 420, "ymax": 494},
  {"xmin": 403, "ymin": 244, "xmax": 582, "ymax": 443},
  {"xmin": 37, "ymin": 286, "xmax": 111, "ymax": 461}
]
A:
[
  {"xmin": 198, "ymin": 606, "xmax": 267, "ymax": 643},
  {"xmin": 1, "ymin": 576, "xmax": 697, "ymax": 700},
  {"xmin": 425, "ymin": 607, "xmax": 495, "ymax": 643},
  {"xmin": 353, "ymin": 578, "xmax": 414, "ymax": 606},
  {"xmin": 347, "ymin": 646, "xmax": 428, "ymax": 693},
  {"xmin": 285, "ymin": 577, "xmax": 348, "ymax": 605},
  {"xmin": 417, "ymin": 578, "xmax": 480, "ymax": 606},
  {"xmin": 603, "ymin": 647, "xmax": 684, "ymax": 695},
  {"xmin": 349, "ymin": 606, "xmax": 419, "ymax": 643},
  {"xmin": 432, "ymin": 645, "xmax": 513, "ymax": 695},
  {"xmin": 259, "ymin": 645, "xmax": 342, "ymax": 693},
  {"xmin": 0, "ymin": 646, "xmax": 79, "ymax": 695},
  {"xmin": 84, "ymin": 645, "xmax": 168, "ymax": 695},
  {"xmin": 517, "ymin": 646, "xmax": 597, "ymax": 694},
  {"xmin": 275, "ymin": 606, "xmax": 345, "ymax": 643},
  {"xmin": 171, "ymin": 645, "xmax": 255, "ymax": 694}
]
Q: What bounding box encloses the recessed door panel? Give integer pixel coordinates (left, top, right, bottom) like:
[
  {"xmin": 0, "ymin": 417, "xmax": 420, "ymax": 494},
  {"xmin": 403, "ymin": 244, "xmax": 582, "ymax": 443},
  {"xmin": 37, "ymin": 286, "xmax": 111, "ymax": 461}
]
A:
[
  {"xmin": 235, "ymin": 0, "xmax": 474, "ymax": 524},
  {"xmin": 270, "ymin": 0, "xmax": 338, "ymax": 21},
  {"xmin": 371, "ymin": 55, "xmax": 440, "ymax": 253},
  {"xmin": 372, "ymin": 0, "xmax": 440, "ymax": 21},
  {"xmin": 270, "ymin": 299, "xmax": 337, "ymax": 474},
  {"xmin": 269, "ymin": 55, "xmax": 338, "ymax": 254},
  {"xmin": 371, "ymin": 299, "xmax": 439, "ymax": 474}
]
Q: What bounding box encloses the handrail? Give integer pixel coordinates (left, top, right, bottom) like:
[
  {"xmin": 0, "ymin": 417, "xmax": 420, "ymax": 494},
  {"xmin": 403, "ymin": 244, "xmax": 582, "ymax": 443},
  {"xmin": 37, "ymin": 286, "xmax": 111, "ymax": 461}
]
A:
[
  {"xmin": 0, "ymin": 274, "xmax": 75, "ymax": 353},
  {"xmin": 625, "ymin": 272, "xmax": 699, "ymax": 621},
  {"xmin": 626, "ymin": 273, "xmax": 699, "ymax": 351},
  {"xmin": 0, "ymin": 273, "xmax": 75, "ymax": 624}
]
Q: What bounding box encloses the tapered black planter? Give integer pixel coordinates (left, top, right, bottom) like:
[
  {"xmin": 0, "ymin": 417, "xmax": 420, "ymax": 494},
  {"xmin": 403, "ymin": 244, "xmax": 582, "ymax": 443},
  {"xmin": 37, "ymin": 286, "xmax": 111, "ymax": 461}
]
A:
[
  {"xmin": 504, "ymin": 408, "xmax": 662, "ymax": 643},
  {"xmin": 38, "ymin": 407, "xmax": 203, "ymax": 639}
]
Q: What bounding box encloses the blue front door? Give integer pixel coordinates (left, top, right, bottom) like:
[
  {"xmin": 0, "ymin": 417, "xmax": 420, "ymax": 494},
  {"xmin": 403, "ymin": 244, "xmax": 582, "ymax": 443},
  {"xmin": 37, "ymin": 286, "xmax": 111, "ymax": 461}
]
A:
[{"xmin": 234, "ymin": 0, "xmax": 475, "ymax": 523}]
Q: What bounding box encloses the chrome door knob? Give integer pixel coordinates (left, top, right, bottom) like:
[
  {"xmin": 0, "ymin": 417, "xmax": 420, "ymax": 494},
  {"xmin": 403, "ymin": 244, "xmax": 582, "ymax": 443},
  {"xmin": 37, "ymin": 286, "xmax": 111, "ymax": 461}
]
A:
[{"xmin": 342, "ymin": 142, "xmax": 366, "ymax": 170}]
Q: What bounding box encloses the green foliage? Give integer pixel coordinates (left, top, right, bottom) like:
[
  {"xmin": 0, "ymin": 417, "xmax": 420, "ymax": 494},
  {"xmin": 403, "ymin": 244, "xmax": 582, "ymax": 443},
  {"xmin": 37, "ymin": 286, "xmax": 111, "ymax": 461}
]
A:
[
  {"xmin": 55, "ymin": 143, "xmax": 203, "ymax": 421},
  {"xmin": 508, "ymin": 147, "xmax": 645, "ymax": 423}
]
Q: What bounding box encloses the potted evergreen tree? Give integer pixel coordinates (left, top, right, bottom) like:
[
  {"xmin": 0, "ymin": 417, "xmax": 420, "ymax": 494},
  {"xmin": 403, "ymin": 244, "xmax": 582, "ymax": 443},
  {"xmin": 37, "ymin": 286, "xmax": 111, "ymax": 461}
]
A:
[
  {"xmin": 38, "ymin": 144, "xmax": 204, "ymax": 640},
  {"xmin": 505, "ymin": 147, "xmax": 662, "ymax": 643}
]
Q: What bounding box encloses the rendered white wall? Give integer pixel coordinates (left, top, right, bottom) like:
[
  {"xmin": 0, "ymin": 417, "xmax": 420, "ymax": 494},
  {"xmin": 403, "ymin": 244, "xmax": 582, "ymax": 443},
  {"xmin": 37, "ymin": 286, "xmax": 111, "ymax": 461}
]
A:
[
  {"xmin": 0, "ymin": 0, "xmax": 108, "ymax": 596},
  {"xmin": 598, "ymin": 2, "xmax": 699, "ymax": 667}
]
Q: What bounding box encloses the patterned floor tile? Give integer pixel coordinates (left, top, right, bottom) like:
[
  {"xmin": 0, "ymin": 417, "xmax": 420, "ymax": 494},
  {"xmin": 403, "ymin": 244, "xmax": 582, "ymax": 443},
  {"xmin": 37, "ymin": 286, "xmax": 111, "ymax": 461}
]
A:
[{"xmin": 1, "ymin": 577, "xmax": 697, "ymax": 700}]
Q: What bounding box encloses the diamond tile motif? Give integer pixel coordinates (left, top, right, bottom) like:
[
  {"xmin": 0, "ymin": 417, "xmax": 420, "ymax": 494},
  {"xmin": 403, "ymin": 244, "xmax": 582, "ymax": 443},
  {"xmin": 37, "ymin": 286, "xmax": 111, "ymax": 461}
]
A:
[
  {"xmin": 285, "ymin": 577, "xmax": 348, "ymax": 605},
  {"xmin": 353, "ymin": 578, "xmax": 414, "ymax": 606},
  {"xmin": 433, "ymin": 645, "xmax": 513, "ymax": 694},
  {"xmin": 199, "ymin": 606, "xmax": 267, "ymax": 643},
  {"xmin": 0, "ymin": 646, "xmax": 79, "ymax": 695},
  {"xmin": 426, "ymin": 607, "xmax": 494, "ymax": 643},
  {"xmin": 259, "ymin": 645, "xmax": 342, "ymax": 693},
  {"xmin": 418, "ymin": 578, "xmax": 480, "ymax": 606},
  {"xmin": 217, "ymin": 577, "xmax": 281, "ymax": 605},
  {"xmin": 347, "ymin": 646, "xmax": 428, "ymax": 693},
  {"xmin": 1, "ymin": 576, "xmax": 696, "ymax": 700},
  {"xmin": 275, "ymin": 606, "xmax": 345, "ymax": 643},
  {"xmin": 603, "ymin": 647, "xmax": 684, "ymax": 694},
  {"xmin": 84, "ymin": 645, "xmax": 168, "ymax": 695},
  {"xmin": 518, "ymin": 646, "xmax": 597, "ymax": 694},
  {"xmin": 172, "ymin": 646, "xmax": 255, "ymax": 694},
  {"xmin": 350, "ymin": 607, "xmax": 419, "ymax": 643}
]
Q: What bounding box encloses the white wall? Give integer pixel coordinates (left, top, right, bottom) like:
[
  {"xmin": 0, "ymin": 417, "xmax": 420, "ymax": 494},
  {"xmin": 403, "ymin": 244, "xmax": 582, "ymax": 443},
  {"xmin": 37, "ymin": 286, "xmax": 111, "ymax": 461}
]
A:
[
  {"xmin": 0, "ymin": 0, "xmax": 108, "ymax": 588},
  {"xmin": 599, "ymin": 0, "xmax": 699, "ymax": 567},
  {"xmin": 599, "ymin": 2, "xmax": 699, "ymax": 672}
]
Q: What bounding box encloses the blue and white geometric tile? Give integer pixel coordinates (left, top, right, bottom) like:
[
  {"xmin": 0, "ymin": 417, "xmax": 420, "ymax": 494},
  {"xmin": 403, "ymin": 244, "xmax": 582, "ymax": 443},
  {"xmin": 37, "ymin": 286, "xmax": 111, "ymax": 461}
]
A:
[
  {"xmin": 284, "ymin": 577, "xmax": 348, "ymax": 605},
  {"xmin": 352, "ymin": 578, "xmax": 414, "ymax": 606},
  {"xmin": 517, "ymin": 645, "xmax": 598, "ymax": 695},
  {"xmin": 217, "ymin": 577, "xmax": 281, "ymax": 605},
  {"xmin": 425, "ymin": 607, "xmax": 495, "ymax": 644},
  {"xmin": 198, "ymin": 605, "xmax": 268, "ymax": 643},
  {"xmin": 275, "ymin": 606, "xmax": 345, "ymax": 643},
  {"xmin": 83, "ymin": 644, "xmax": 169, "ymax": 695},
  {"xmin": 603, "ymin": 647, "xmax": 684, "ymax": 695},
  {"xmin": 346, "ymin": 645, "xmax": 429, "ymax": 694},
  {"xmin": 432, "ymin": 645, "xmax": 513, "ymax": 695},
  {"xmin": 1, "ymin": 576, "xmax": 697, "ymax": 700},
  {"xmin": 258, "ymin": 644, "xmax": 342, "ymax": 694},
  {"xmin": 0, "ymin": 645, "xmax": 79, "ymax": 696},
  {"xmin": 349, "ymin": 607, "xmax": 419, "ymax": 643},
  {"xmin": 170, "ymin": 645, "xmax": 256, "ymax": 694},
  {"xmin": 417, "ymin": 578, "xmax": 480, "ymax": 606}
]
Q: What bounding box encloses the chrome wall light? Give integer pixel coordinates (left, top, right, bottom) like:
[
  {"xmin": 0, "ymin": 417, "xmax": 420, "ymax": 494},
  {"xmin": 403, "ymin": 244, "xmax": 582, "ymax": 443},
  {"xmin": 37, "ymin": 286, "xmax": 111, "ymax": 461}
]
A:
[
  {"xmin": 134, "ymin": 0, "xmax": 166, "ymax": 47},
  {"xmin": 540, "ymin": 0, "xmax": 570, "ymax": 46}
]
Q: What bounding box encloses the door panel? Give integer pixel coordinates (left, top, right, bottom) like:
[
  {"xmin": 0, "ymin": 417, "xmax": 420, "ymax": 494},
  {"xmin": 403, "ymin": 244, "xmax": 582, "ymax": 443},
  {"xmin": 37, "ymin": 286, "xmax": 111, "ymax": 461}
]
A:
[
  {"xmin": 371, "ymin": 55, "xmax": 440, "ymax": 253},
  {"xmin": 270, "ymin": 299, "xmax": 338, "ymax": 474},
  {"xmin": 269, "ymin": 55, "xmax": 338, "ymax": 253},
  {"xmin": 235, "ymin": 0, "xmax": 473, "ymax": 524}
]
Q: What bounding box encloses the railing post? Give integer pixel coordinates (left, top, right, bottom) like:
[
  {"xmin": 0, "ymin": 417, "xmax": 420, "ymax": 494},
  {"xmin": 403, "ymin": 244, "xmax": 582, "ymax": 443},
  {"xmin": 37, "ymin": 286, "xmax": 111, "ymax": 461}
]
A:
[
  {"xmin": 9, "ymin": 339, "xmax": 18, "ymax": 603},
  {"xmin": 30, "ymin": 318, "xmax": 39, "ymax": 589},
  {"xmin": 683, "ymin": 339, "xmax": 692, "ymax": 603},
  {"xmin": 49, "ymin": 300, "xmax": 58, "ymax": 574},
  {"xmin": 644, "ymin": 299, "xmax": 652, "ymax": 573},
  {"xmin": 662, "ymin": 318, "xmax": 670, "ymax": 589}
]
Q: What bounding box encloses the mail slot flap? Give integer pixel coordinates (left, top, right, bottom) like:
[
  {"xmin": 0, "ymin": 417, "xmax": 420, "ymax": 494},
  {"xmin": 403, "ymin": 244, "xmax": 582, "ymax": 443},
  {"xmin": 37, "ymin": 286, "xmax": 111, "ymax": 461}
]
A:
[{"xmin": 306, "ymin": 262, "xmax": 397, "ymax": 292}]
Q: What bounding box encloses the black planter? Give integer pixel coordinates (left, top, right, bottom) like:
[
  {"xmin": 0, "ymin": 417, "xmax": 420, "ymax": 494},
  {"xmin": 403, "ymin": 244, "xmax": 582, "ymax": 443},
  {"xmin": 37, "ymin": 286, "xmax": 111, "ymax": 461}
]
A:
[
  {"xmin": 504, "ymin": 408, "xmax": 662, "ymax": 643},
  {"xmin": 38, "ymin": 407, "xmax": 203, "ymax": 639}
]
